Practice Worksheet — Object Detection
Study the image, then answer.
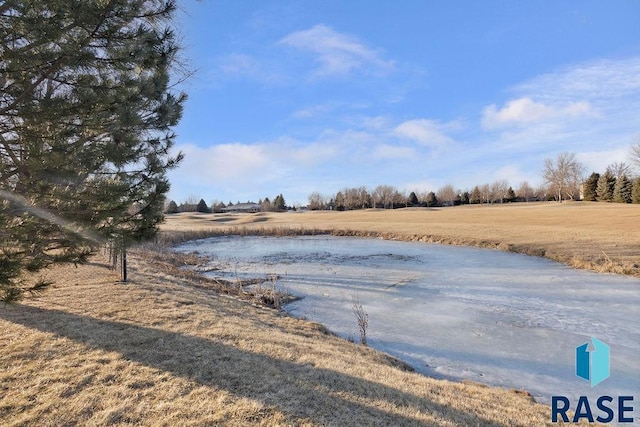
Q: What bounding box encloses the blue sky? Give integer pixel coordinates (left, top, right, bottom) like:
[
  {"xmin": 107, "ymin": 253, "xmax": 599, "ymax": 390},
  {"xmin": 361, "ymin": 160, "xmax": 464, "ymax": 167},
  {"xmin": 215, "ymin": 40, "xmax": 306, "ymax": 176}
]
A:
[{"xmin": 168, "ymin": 0, "xmax": 640, "ymax": 206}]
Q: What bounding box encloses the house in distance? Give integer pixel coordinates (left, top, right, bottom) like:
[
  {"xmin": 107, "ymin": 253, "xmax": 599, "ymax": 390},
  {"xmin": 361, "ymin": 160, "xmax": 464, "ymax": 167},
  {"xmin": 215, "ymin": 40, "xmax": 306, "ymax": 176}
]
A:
[{"xmin": 221, "ymin": 203, "xmax": 262, "ymax": 213}]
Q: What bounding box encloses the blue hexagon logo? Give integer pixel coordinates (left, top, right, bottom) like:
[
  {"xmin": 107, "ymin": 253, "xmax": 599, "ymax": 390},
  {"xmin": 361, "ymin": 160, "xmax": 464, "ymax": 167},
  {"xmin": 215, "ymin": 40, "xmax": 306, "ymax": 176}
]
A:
[{"xmin": 576, "ymin": 337, "xmax": 610, "ymax": 387}]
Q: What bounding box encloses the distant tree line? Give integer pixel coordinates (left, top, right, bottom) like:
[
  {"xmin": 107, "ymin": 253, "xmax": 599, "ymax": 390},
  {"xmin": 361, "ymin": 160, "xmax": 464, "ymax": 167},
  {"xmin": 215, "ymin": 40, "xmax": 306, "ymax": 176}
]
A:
[
  {"xmin": 165, "ymin": 194, "xmax": 289, "ymax": 214},
  {"xmin": 307, "ymin": 180, "xmax": 543, "ymax": 211},
  {"xmin": 164, "ymin": 196, "xmax": 209, "ymax": 213}
]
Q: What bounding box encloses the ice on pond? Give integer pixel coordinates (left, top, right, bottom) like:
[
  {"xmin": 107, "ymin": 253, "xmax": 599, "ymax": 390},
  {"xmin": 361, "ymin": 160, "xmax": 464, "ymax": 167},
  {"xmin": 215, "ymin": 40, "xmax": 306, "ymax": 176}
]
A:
[{"xmin": 177, "ymin": 235, "xmax": 640, "ymax": 407}]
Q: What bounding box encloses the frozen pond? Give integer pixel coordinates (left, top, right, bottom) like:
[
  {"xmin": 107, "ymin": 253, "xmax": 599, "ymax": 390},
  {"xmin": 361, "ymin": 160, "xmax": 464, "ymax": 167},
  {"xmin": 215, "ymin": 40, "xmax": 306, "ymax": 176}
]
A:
[{"xmin": 176, "ymin": 235, "xmax": 640, "ymax": 407}]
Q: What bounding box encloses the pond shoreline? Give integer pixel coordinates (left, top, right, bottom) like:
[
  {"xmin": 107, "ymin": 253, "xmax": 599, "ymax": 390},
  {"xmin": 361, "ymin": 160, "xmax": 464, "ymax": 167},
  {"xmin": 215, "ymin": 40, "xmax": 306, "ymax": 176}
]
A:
[{"xmin": 158, "ymin": 223, "xmax": 639, "ymax": 280}]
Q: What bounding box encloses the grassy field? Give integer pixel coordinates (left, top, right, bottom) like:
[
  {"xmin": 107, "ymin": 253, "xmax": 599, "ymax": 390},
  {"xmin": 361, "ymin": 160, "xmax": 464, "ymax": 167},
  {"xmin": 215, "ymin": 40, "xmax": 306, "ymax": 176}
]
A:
[{"xmin": 1, "ymin": 202, "xmax": 631, "ymax": 425}]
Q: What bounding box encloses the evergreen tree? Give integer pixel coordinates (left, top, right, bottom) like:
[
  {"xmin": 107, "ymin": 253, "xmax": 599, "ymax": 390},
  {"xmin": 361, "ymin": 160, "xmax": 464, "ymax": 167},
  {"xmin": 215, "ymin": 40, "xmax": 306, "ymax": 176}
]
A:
[
  {"xmin": 632, "ymin": 178, "xmax": 640, "ymax": 204},
  {"xmin": 0, "ymin": 1, "xmax": 185, "ymax": 302},
  {"xmin": 407, "ymin": 191, "xmax": 419, "ymax": 207},
  {"xmin": 582, "ymin": 172, "xmax": 600, "ymax": 201},
  {"xmin": 335, "ymin": 191, "xmax": 345, "ymax": 210},
  {"xmin": 273, "ymin": 194, "xmax": 286, "ymax": 211},
  {"xmin": 166, "ymin": 200, "xmax": 179, "ymax": 214},
  {"xmin": 596, "ymin": 171, "xmax": 616, "ymax": 201},
  {"xmin": 358, "ymin": 187, "xmax": 371, "ymax": 209},
  {"xmin": 425, "ymin": 192, "xmax": 438, "ymax": 207},
  {"xmin": 213, "ymin": 202, "xmax": 226, "ymax": 213},
  {"xmin": 613, "ymin": 175, "xmax": 633, "ymax": 203},
  {"xmin": 196, "ymin": 199, "xmax": 210, "ymax": 213},
  {"xmin": 460, "ymin": 191, "xmax": 470, "ymax": 205},
  {"xmin": 469, "ymin": 186, "xmax": 482, "ymax": 204}
]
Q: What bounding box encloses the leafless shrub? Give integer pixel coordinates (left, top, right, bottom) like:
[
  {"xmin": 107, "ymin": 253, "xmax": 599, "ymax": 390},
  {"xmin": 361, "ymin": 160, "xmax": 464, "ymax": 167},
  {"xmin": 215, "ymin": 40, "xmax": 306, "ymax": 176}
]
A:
[
  {"xmin": 351, "ymin": 296, "xmax": 369, "ymax": 346},
  {"xmin": 251, "ymin": 274, "xmax": 293, "ymax": 309},
  {"xmin": 263, "ymin": 274, "xmax": 281, "ymax": 310}
]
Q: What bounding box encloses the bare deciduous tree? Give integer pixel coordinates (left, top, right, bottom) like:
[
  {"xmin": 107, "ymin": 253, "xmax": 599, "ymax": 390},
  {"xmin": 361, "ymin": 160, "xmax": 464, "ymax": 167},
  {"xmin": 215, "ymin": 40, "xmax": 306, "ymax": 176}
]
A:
[
  {"xmin": 542, "ymin": 153, "xmax": 585, "ymax": 202},
  {"xmin": 490, "ymin": 180, "xmax": 510, "ymax": 203},
  {"xmin": 535, "ymin": 184, "xmax": 550, "ymax": 201},
  {"xmin": 308, "ymin": 192, "xmax": 328, "ymax": 210},
  {"xmin": 606, "ymin": 162, "xmax": 632, "ymax": 179},
  {"xmin": 517, "ymin": 181, "xmax": 534, "ymax": 202},
  {"xmin": 372, "ymin": 185, "xmax": 396, "ymax": 209},
  {"xmin": 630, "ymin": 139, "xmax": 640, "ymax": 171},
  {"xmin": 480, "ymin": 184, "xmax": 491, "ymax": 204},
  {"xmin": 392, "ymin": 189, "xmax": 406, "ymax": 208},
  {"xmin": 343, "ymin": 187, "xmax": 359, "ymax": 210},
  {"xmin": 436, "ymin": 184, "xmax": 457, "ymax": 206}
]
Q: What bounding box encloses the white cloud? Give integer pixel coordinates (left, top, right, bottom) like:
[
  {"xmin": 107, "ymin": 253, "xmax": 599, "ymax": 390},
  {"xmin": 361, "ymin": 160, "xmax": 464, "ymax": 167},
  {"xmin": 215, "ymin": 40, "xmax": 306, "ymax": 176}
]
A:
[
  {"xmin": 481, "ymin": 57, "xmax": 640, "ymax": 143},
  {"xmin": 515, "ymin": 57, "xmax": 640, "ymax": 102},
  {"xmin": 394, "ymin": 119, "xmax": 458, "ymax": 149},
  {"xmin": 372, "ymin": 144, "xmax": 416, "ymax": 160},
  {"xmin": 177, "ymin": 143, "xmax": 272, "ymax": 182},
  {"xmin": 292, "ymin": 104, "xmax": 332, "ymax": 119},
  {"xmin": 286, "ymin": 140, "xmax": 341, "ymax": 165},
  {"xmin": 576, "ymin": 147, "xmax": 631, "ymax": 174},
  {"xmin": 481, "ymin": 97, "xmax": 595, "ymax": 129},
  {"xmin": 473, "ymin": 56, "xmax": 640, "ymax": 181},
  {"xmin": 358, "ymin": 115, "xmax": 392, "ymax": 130},
  {"xmin": 213, "ymin": 53, "xmax": 283, "ymax": 84},
  {"xmin": 279, "ymin": 24, "xmax": 395, "ymax": 77},
  {"xmin": 219, "ymin": 53, "xmax": 260, "ymax": 76},
  {"xmin": 401, "ymin": 180, "xmax": 440, "ymax": 194},
  {"xmin": 317, "ymin": 128, "xmax": 375, "ymax": 146},
  {"xmin": 490, "ymin": 165, "xmax": 529, "ymax": 186},
  {"xmin": 171, "ymin": 138, "xmax": 342, "ymax": 189}
]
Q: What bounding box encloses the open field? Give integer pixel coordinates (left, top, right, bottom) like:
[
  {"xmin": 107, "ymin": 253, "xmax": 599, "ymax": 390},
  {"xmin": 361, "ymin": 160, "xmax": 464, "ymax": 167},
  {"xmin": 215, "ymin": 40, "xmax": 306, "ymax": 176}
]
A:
[
  {"xmin": 162, "ymin": 202, "xmax": 640, "ymax": 278},
  {"xmin": 0, "ymin": 250, "xmax": 561, "ymax": 426}
]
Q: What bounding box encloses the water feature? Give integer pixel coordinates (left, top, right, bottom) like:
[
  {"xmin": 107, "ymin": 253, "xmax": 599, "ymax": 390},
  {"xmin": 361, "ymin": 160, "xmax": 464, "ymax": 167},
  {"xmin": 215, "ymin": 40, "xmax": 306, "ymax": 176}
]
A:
[{"xmin": 176, "ymin": 235, "xmax": 640, "ymax": 406}]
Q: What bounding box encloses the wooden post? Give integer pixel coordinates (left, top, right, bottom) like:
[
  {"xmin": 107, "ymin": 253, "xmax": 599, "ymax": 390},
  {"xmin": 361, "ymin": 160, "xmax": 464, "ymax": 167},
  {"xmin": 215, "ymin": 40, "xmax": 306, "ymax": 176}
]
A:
[{"xmin": 121, "ymin": 232, "xmax": 127, "ymax": 282}]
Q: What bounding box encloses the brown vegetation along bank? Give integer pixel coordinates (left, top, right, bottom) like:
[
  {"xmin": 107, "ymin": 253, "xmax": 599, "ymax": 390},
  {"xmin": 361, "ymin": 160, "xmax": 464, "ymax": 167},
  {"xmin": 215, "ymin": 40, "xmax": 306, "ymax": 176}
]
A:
[
  {"xmin": 0, "ymin": 249, "xmax": 563, "ymax": 426},
  {"xmin": 161, "ymin": 202, "xmax": 640, "ymax": 278}
]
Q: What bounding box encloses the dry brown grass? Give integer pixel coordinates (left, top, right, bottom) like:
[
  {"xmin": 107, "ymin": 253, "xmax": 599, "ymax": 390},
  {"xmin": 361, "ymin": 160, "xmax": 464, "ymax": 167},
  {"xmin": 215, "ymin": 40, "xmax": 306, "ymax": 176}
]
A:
[
  {"xmin": 2, "ymin": 202, "xmax": 623, "ymax": 425},
  {"xmin": 162, "ymin": 202, "xmax": 640, "ymax": 277},
  {"xmin": 1, "ymin": 250, "xmax": 571, "ymax": 425}
]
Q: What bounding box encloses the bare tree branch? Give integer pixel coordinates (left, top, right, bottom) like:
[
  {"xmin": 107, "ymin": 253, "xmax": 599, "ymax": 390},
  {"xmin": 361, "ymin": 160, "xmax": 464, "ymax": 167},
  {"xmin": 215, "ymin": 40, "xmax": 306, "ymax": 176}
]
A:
[{"xmin": 630, "ymin": 139, "xmax": 640, "ymax": 171}]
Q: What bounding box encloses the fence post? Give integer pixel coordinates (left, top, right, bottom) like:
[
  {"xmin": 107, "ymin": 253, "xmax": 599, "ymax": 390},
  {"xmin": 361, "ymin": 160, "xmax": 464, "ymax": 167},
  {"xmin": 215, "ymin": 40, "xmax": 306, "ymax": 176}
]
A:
[{"xmin": 120, "ymin": 232, "xmax": 127, "ymax": 282}]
